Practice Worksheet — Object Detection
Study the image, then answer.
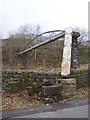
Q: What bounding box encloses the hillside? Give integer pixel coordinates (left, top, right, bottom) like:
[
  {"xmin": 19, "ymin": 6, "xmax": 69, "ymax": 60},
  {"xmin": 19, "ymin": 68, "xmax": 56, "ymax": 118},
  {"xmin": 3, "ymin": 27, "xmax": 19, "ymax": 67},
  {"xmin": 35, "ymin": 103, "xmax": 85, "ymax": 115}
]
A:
[{"xmin": 2, "ymin": 38, "xmax": 88, "ymax": 71}]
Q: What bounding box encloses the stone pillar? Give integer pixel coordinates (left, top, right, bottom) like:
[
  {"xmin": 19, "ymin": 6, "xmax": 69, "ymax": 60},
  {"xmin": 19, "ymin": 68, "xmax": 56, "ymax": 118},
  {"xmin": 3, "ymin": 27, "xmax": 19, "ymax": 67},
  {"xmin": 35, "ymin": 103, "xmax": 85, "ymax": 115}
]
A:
[
  {"xmin": 61, "ymin": 78, "xmax": 76, "ymax": 97},
  {"xmin": 71, "ymin": 32, "xmax": 80, "ymax": 68},
  {"xmin": 19, "ymin": 53, "xmax": 28, "ymax": 69},
  {"xmin": 61, "ymin": 28, "xmax": 72, "ymax": 77}
]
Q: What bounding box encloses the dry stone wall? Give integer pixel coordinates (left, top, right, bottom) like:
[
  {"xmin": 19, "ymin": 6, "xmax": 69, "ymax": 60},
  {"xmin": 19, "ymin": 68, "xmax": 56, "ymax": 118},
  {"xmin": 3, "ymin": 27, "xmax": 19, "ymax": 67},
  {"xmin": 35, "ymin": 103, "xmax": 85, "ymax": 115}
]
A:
[{"xmin": 1, "ymin": 69, "xmax": 89, "ymax": 92}]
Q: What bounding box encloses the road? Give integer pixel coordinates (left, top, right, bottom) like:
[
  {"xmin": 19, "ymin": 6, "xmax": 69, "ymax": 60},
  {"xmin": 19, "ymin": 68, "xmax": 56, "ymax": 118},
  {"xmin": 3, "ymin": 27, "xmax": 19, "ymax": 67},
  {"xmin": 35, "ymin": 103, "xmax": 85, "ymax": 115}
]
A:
[
  {"xmin": 14, "ymin": 105, "xmax": 88, "ymax": 118},
  {"xmin": 2, "ymin": 98, "xmax": 89, "ymax": 119}
]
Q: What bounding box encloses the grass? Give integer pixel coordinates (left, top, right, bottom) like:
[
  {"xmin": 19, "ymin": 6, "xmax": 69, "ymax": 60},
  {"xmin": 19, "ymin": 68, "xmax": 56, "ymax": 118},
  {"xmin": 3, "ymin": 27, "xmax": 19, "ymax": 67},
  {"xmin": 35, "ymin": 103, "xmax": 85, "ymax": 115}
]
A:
[{"xmin": 63, "ymin": 88, "xmax": 88, "ymax": 101}]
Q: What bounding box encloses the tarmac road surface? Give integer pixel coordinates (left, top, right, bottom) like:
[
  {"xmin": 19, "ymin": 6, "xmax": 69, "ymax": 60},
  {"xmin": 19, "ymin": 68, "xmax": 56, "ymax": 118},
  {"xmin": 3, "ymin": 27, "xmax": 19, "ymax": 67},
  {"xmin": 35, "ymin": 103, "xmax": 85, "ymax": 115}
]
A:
[
  {"xmin": 14, "ymin": 105, "xmax": 88, "ymax": 118},
  {"xmin": 2, "ymin": 98, "xmax": 89, "ymax": 119}
]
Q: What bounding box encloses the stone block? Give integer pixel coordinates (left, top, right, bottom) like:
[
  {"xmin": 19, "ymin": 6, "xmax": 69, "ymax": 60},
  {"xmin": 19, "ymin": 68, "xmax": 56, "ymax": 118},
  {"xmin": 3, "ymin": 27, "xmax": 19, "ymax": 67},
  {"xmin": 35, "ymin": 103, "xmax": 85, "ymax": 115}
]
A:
[
  {"xmin": 42, "ymin": 84, "xmax": 62, "ymax": 97},
  {"xmin": 61, "ymin": 78, "xmax": 76, "ymax": 85},
  {"xmin": 61, "ymin": 78, "xmax": 76, "ymax": 96}
]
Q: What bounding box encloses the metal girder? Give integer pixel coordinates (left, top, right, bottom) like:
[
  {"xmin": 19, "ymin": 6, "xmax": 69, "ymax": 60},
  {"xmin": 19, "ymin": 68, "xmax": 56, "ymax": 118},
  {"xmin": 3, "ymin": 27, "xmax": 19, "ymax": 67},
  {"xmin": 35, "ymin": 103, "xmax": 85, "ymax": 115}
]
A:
[{"xmin": 18, "ymin": 31, "xmax": 65, "ymax": 55}]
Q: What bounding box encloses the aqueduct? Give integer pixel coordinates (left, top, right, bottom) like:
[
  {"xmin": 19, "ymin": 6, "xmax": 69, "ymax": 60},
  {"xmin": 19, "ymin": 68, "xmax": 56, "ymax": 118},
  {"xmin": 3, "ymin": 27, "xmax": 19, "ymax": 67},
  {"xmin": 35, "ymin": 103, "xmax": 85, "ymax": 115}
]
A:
[{"xmin": 18, "ymin": 28, "xmax": 80, "ymax": 96}]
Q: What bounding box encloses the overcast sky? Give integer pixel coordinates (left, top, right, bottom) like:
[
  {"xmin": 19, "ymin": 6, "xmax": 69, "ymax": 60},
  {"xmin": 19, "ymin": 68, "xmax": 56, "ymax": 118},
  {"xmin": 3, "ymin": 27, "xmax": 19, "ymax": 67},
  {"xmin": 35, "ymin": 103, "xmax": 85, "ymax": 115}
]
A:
[{"xmin": 0, "ymin": 0, "xmax": 89, "ymax": 38}]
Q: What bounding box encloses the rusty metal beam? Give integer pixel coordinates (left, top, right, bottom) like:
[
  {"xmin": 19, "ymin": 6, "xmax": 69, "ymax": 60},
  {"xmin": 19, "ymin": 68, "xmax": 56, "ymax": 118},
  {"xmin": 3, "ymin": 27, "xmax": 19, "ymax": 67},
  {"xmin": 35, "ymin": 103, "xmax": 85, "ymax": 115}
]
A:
[{"xmin": 18, "ymin": 31, "xmax": 65, "ymax": 55}]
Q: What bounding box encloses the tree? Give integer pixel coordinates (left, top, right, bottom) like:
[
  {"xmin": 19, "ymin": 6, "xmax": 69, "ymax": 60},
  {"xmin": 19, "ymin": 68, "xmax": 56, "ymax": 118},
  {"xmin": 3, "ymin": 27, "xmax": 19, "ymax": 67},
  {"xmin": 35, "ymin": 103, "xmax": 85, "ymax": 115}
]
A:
[
  {"xmin": 8, "ymin": 24, "xmax": 41, "ymax": 40},
  {"xmin": 71, "ymin": 27, "xmax": 88, "ymax": 46},
  {"xmin": 4, "ymin": 24, "xmax": 42, "ymax": 69},
  {"xmin": 9, "ymin": 24, "xmax": 33, "ymax": 39}
]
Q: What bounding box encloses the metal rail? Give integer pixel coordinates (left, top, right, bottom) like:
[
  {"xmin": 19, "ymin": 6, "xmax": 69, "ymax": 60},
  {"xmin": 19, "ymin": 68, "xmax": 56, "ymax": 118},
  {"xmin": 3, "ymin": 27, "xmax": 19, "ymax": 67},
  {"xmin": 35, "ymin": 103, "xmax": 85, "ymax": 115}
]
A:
[
  {"xmin": 26, "ymin": 30, "xmax": 65, "ymax": 49},
  {"xmin": 18, "ymin": 31, "xmax": 65, "ymax": 55}
]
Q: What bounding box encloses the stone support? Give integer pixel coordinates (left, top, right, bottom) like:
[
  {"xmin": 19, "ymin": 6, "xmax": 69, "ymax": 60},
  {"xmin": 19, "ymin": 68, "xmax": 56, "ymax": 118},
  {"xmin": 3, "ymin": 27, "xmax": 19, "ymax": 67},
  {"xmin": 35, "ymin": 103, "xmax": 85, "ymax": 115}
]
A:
[{"xmin": 61, "ymin": 78, "xmax": 76, "ymax": 96}]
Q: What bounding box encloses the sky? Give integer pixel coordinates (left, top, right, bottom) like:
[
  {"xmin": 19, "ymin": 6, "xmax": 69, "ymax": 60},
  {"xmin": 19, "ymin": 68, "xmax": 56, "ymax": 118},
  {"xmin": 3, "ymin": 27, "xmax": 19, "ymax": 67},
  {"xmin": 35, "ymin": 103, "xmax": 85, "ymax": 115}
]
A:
[{"xmin": 0, "ymin": 0, "xmax": 89, "ymax": 38}]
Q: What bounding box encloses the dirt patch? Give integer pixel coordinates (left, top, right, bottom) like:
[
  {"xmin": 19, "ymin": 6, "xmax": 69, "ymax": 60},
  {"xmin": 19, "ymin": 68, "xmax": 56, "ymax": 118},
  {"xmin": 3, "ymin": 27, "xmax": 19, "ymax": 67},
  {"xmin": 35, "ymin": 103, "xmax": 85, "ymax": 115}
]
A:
[
  {"xmin": 2, "ymin": 88, "xmax": 88, "ymax": 111},
  {"xmin": 2, "ymin": 90, "xmax": 43, "ymax": 111}
]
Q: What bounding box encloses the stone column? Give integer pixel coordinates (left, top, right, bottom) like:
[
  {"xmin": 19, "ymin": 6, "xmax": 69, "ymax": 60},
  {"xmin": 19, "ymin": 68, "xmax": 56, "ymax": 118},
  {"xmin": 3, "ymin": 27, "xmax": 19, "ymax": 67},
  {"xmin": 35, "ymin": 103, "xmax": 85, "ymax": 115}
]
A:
[
  {"xmin": 71, "ymin": 32, "xmax": 80, "ymax": 68},
  {"xmin": 19, "ymin": 53, "xmax": 28, "ymax": 70},
  {"xmin": 61, "ymin": 78, "xmax": 76, "ymax": 97},
  {"xmin": 61, "ymin": 28, "xmax": 72, "ymax": 77}
]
